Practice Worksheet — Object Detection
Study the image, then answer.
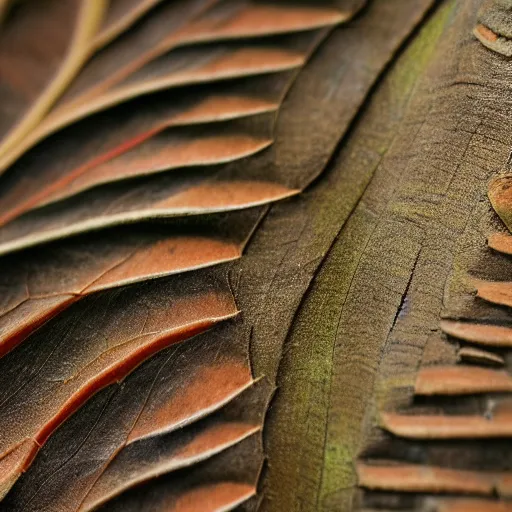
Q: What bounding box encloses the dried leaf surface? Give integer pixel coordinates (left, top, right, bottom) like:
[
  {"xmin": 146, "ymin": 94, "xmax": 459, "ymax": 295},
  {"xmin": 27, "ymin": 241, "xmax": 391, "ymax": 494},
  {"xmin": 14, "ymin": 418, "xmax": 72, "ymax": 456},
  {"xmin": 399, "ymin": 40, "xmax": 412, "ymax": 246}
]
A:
[
  {"xmin": 4, "ymin": 326, "xmax": 256, "ymax": 510},
  {"xmin": 0, "ymin": 0, "xmax": 106, "ymax": 159},
  {"xmin": 6, "ymin": 0, "xmax": 511, "ymax": 511},
  {"xmin": 0, "ymin": 270, "xmax": 236, "ymax": 496},
  {"xmin": 0, "ymin": 212, "xmax": 259, "ymax": 356}
]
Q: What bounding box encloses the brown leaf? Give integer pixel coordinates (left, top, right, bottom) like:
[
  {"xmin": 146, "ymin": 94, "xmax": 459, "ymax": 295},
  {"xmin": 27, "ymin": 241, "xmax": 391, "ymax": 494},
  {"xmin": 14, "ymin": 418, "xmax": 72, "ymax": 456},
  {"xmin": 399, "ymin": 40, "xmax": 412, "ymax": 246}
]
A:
[
  {"xmin": 79, "ymin": 422, "xmax": 259, "ymax": 511},
  {"xmin": 357, "ymin": 462, "xmax": 510, "ymax": 496},
  {"xmin": 6, "ymin": 123, "xmax": 272, "ymax": 210},
  {"xmin": 381, "ymin": 403, "xmax": 512, "ymax": 439},
  {"xmin": 458, "ymin": 346, "xmax": 504, "ymax": 366},
  {"xmin": 0, "ymin": 28, "xmax": 333, "ymax": 254},
  {"xmin": 0, "ymin": 270, "xmax": 236, "ymax": 496},
  {"xmin": 102, "ymin": 434, "xmax": 263, "ymax": 512},
  {"xmin": 162, "ymin": 482, "xmax": 256, "ymax": 512},
  {"xmin": 4, "ymin": 328, "xmax": 259, "ymax": 511},
  {"xmin": 436, "ymin": 498, "xmax": 512, "ymax": 512},
  {"xmin": 2, "ymin": 1, "xmax": 475, "ymax": 510},
  {"xmin": 126, "ymin": 349, "xmax": 256, "ymax": 444},
  {"xmin": 0, "ymin": 0, "xmax": 348, "ymax": 172},
  {"xmin": 0, "ymin": 174, "xmax": 297, "ymax": 255},
  {"xmin": 0, "ymin": 0, "xmax": 106, "ymax": 158},
  {"xmin": 488, "ymin": 176, "xmax": 512, "ymax": 233},
  {"xmin": 0, "ymin": 75, "xmax": 286, "ymax": 225},
  {"xmin": 0, "ymin": 211, "xmax": 259, "ymax": 356},
  {"xmin": 488, "ymin": 232, "xmax": 512, "ymax": 255},
  {"xmin": 441, "ymin": 319, "xmax": 512, "ymax": 348},
  {"xmin": 50, "ymin": 40, "xmax": 306, "ymax": 130},
  {"xmin": 93, "ymin": 0, "xmax": 167, "ymax": 50},
  {"xmin": 476, "ymin": 279, "xmax": 512, "ymax": 308},
  {"xmin": 415, "ymin": 366, "xmax": 512, "ymax": 395},
  {"xmin": 0, "ymin": 25, "xmax": 337, "ymax": 255},
  {"xmin": 58, "ymin": 1, "xmax": 344, "ymax": 106}
]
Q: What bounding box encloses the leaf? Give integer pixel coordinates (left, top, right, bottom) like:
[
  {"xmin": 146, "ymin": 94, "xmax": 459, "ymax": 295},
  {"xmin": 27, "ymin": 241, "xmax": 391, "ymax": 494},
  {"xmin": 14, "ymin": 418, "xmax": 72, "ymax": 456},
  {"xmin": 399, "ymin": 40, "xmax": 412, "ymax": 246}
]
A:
[
  {"xmin": 357, "ymin": 462, "xmax": 511, "ymax": 497},
  {"xmin": 0, "ymin": 75, "xmax": 286, "ymax": 225},
  {"xmin": 52, "ymin": 38, "xmax": 307, "ymax": 128},
  {"xmin": 0, "ymin": 0, "xmax": 106, "ymax": 158},
  {"xmin": 3, "ymin": 2, "xmax": 356, "ymax": 502},
  {"xmin": 56, "ymin": 1, "xmax": 345, "ymax": 107},
  {"xmin": 0, "ymin": 211, "xmax": 260, "ymax": 356},
  {"xmin": 0, "ymin": 29, "xmax": 330, "ymax": 251},
  {"xmin": 3, "ymin": 0, "xmax": 220, "ymax": 154},
  {"xmin": 79, "ymin": 416, "xmax": 259, "ymax": 511},
  {"xmin": 103, "ymin": 434, "xmax": 263, "ymax": 512},
  {"xmin": 475, "ymin": 279, "xmax": 512, "ymax": 308},
  {"xmin": 159, "ymin": 483, "xmax": 257, "ymax": 512},
  {"xmin": 435, "ymin": 498, "xmax": 512, "ymax": 512},
  {"xmin": 0, "ymin": 0, "xmax": 424, "ymax": 255},
  {"xmin": 0, "ymin": 174, "xmax": 297, "ymax": 255},
  {"xmin": 6, "ymin": 119, "xmax": 272, "ymax": 213},
  {"xmin": 381, "ymin": 402, "xmax": 512, "ymax": 439},
  {"xmin": 458, "ymin": 346, "xmax": 504, "ymax": 366},
  {"xmin": 3, "ymin": 0, "xmax": 511, "ymax": 510},
  {"xmin": 0, "ymin": 269, "xmax": 237, "ymax": 497},
  {"xmin": 4, "ymin": 327, "xmax": 259, "ymax": 511},
  {"xmin": 441, "ymin": 319, "xmax": 512, "ymax": 347},
  {"xmin": 93, "ymin": 0, "xmax": 167, "ymax": 50},
  {"xmin": 415, "ymin": 366, "xmax": 512, "ymax": 395},
  {"xmin": 0, "ymin": 0, "xmax": 350, "ymax": 173}
]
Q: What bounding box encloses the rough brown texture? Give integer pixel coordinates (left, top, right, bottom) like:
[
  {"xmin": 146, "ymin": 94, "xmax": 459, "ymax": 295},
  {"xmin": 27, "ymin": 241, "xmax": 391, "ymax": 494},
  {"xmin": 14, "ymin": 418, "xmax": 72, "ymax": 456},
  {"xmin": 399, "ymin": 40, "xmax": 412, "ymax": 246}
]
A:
[
  {"xmin": 354, "ymin": 1, "xmax": 512, "ymax": 511},
  {"xmin": 0, "ymin": 1, "xmax": 371, "ymax": 509},
  {"xmin": 0, "ymin": 0, "xmax": 511, "ymax": 511}
]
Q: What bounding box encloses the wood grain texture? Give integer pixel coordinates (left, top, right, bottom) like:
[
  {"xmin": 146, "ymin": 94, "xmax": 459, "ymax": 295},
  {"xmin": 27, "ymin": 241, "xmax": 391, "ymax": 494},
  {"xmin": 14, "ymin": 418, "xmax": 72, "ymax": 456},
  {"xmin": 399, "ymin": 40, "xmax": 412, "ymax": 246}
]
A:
[{"xmin": 354, "ymin": 1, "xmax": 512, "ymax": 510}]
